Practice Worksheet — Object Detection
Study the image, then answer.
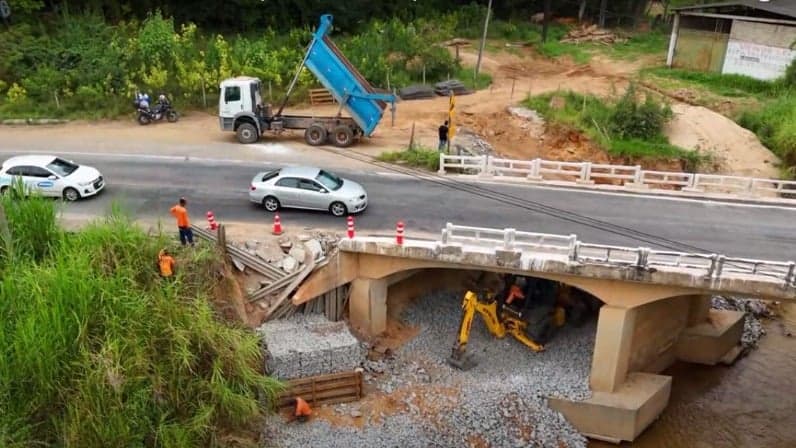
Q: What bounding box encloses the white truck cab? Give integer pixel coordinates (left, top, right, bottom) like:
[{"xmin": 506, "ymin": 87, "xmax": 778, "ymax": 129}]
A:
[{"xmin": 218, "ymin": 77, "xmax": 266, "ymax": 143}]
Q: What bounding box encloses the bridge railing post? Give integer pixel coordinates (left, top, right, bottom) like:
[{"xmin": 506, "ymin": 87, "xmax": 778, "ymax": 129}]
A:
[
  {"xmin": 786, "ymin": 261, "xmax": 796, "ymax": 286},
  {"xmin": 504, "ymin": 228, "xmax": 516, "ymax": 250},
  {"xmin": 708, "ymin": 254, "xmax": 725, "ymax": 278},
  {"xmin": 567, "ymin": 234, "xmax": 578, "ymax": 261},
  {"xmin": 636, "ymin": 247, "xmax": 650, "ymax": 269}
]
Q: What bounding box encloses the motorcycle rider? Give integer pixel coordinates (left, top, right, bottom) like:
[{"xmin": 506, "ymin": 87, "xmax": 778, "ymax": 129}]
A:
[{"xmin": 154, "ymin": 94, "xmax": 170, "ymax": 116}]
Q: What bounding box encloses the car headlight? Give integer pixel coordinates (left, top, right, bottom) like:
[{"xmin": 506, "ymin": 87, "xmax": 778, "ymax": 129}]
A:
[{"xmin": 79, "ymin": 180, "xmax": 93, "ymax": 186}]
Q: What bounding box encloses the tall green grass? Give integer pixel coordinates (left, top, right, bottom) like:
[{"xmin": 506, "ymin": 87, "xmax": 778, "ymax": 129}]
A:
[
  {"xmin": 0, "ymin": 188, "xmax": 281, "ymax": 447},
  {"xmin": 643, "ymin": 67, "xmax": 783, "ymax": 97},
  {"xmin": 738, "ymin": 93, "xmax": 796, "ymax": 176},
  {"xmin": 378, "ymin": 146, "xmax": 441, "ymax": 171}
]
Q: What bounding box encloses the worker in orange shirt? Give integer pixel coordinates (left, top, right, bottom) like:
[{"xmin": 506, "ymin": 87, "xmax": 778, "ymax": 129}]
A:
[
  {"xmin": 170, "ymin": 197, "xmax": 194, "ymax": 246},
  {"xmin": 158, "ymin": 248, "xmax": 176, "ymax": 278},
  {"xmin": 289, "ymin": 397, "xmax": 312, "ymax": 423}
]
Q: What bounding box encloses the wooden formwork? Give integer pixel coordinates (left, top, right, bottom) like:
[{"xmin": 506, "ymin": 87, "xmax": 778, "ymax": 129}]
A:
[
  {"xmin": 277, "ymin": 370, "xmax": 363, "ymax": 409},
  {"xmin": 309, "ymin": 88, "xmax": 336, "ymax": 106}
]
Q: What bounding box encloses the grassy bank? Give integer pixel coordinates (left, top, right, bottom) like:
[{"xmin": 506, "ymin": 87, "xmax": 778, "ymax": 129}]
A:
[
  {"xmin": 0, "ymin": 190, "xmax": 281, "ymax": 446},
  {"xmin": 378, "ymin": 147, "xmax": 440, "ymax": 171},
  {"xmin": 525, "ymin": 88, "xmax": 703, "ymax": 169}
]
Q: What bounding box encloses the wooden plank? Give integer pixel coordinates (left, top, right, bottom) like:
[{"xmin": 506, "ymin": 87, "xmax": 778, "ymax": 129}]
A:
[
  {"xmin": 287, "ymin": 378, "xmax": 360, "ymax": 393},
  {"xmin": 281, "ymin": 370, "xmax": 361, "ymax": 388},
  {"xmin": 279, "ymin": 386, "xmax": 361, "ymax": 406},
  {"xmin": 277, "ymin": 394, "xmax": 360, "ymax": 409}
]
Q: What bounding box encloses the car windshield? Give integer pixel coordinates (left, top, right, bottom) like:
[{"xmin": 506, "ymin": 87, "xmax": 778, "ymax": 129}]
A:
[
  {"xmin": 315, "ymin": 170, "xmax": 343, "ymax": 191},
  {"xmin": 46, "ymin": 158, "xmax": 79, "ymax": 177}
]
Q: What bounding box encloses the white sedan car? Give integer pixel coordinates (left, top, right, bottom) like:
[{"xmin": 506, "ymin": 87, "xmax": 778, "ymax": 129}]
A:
[
  {"xmin": 0, "ymin": 155, "xmax": 105, "ymax": 201},
  {"xmin": 249, "ymin": 166, "xmax": 367, "ymax": 217}
]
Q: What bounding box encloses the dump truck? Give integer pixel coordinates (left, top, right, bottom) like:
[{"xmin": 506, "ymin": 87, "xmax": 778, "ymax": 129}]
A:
[{"xmin": 218, "ymin": 14, "xmax": 397, "ymax": 148}]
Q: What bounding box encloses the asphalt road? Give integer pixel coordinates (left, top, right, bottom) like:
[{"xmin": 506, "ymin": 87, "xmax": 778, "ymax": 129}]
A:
[{"xmin": 42, "ymin": 153, "xmax": 796, "ymax": 262}]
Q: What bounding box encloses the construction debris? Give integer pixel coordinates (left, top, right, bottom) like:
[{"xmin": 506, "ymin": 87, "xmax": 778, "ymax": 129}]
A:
[
  {"xmin": 434, "ymin": 79, "xmax": 472, "ymax": 97},
  {"xmin": 560, "ymin": 25, "xmax": 626, "ymax": 45},
  {"xmin": 451, "ymin": 128, "xmax": 495, "ymax": 157},
  {"xmin": 398, "ymin": 85, "xmax": 436, "ymax": 101}
]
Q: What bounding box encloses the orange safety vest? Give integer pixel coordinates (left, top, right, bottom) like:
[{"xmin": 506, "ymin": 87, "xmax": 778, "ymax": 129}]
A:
[
  {"xmin": 294, "ymin": 397, "xmax": 312, "ymax": 417},
  {"xmin": 170, "ymin": 205, "xmax": 190, "ymax": 228},
  {"xmin": 506, "ymin": 285, "xmax": 525, "ymax": 304},
  {"xmin": 158, "ymin": 251, "xmax": 175, "ymax": 277}
]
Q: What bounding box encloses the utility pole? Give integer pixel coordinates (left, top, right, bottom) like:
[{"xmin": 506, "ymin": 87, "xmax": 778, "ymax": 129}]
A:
[
  {"xmin": 599, "ymin": 0, "xmax": 608, "ymax": 28},
  {"xmin": 475, "ymin": 0, "xmax": 493, "ymax": 77},
  {"xmin": 542, "ymin": 0, "xmax": 552, "ymax": 43}
]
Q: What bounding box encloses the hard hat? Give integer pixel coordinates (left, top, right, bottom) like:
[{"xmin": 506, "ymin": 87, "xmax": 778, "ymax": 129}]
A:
[{"xmin": 159, "ymin": 94, "xmax": 166, "ymax": 101}]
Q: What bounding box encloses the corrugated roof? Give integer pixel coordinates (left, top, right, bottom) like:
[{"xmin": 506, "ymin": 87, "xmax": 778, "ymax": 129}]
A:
[{"xmin": 673, "ymin": 1, "xmax": 796, "ymax": 19}]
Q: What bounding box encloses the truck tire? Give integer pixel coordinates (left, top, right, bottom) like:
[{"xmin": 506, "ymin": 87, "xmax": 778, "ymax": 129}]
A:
[
  {"xmin": 305, "ymin": 124, "xmax": 327, "ymax": 146},
  {"xmin": 236, "ymin": 122, "xmax": 259, "ymax": 144},
  {"xmin": 331, "ymin": 125, "xmax": 354, "ymax": 148}
]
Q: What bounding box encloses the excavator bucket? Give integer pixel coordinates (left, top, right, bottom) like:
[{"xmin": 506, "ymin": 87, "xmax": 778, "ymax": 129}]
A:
[{"xmin": 447, "ymin": 350, "xmax": 478, "ymax": 371}]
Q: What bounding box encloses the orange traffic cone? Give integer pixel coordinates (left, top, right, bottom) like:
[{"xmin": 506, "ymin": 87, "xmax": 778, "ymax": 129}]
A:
[{"xmin": 272, "ymin": 214, "xmax": 283, "ymax": 235}]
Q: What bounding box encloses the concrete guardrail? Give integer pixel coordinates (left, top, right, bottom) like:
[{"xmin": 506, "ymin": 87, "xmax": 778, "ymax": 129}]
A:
[
  {"xmin": 438, "ymin": 154, "xmax": 796, "ymax": 205},
  {"xmin": 438, "ymin": 223, "xmax": 796, "ymax": 287}
]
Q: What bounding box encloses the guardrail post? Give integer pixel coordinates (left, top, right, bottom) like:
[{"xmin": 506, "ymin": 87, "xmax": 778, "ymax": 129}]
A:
[
  {"xmin": 480, "ymin": 155, "xmax": 490, "ymax": 177},
  {"xmin": 786, "ymin": 261, "xmax": 795, "ymax": 286},
  {"xmin": 504, "ymin": 228, "xmax": 516, "ymax": 250},
  {"xmin": 633, "ymin": 166, "xmax": 642, "ymax": 184},
  {"xmin": 579, "ymin": 162, "xmax": 593, "ymax": 184},
  {"xmin": 567, "ymin": 234, "xmax": 578, "ymax": 261},
  {"xmin": 437, "ymin": 153, "xmax": 446, "ymax": 175},
  {"xmin": 441, "ymin": 228, "xmax": 450, "ymax": 245},
  {"xmin": 708, "ymin": 254, "xmax": 725, "ymax": 278},
  {"xmin": 686, "ymin": 173, "xmax": 700, "ymax": 191},
  {"xmin": 636, "ymin": 247, "xmax": 650, "ymax": 269},
  {"xmin": 527, "ymin": 158, "xmax": 542, "ymax": 181}
]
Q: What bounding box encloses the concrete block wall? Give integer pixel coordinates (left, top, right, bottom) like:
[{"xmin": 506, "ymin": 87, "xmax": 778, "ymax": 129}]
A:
[{"xmin": 258, "ymin": 314, "xmax": 365, "ymax": 380}]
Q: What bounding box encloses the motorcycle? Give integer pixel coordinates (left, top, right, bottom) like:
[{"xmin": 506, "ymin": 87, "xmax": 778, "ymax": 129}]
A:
[{"xmin": 133, "ymin": 93, "xmax": 179, "ymax": 125}]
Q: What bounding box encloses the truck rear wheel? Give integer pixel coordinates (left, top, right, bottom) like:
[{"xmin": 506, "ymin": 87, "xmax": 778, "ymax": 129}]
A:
[
  {"xmin": 236, "ymin": 122, "xmax": 259, "ymax": 144},
  {"xmin": 331, "ymin": 125, "xmax": 354, "ymax": 148},
  {"xmin": 305, "ymin": 124, "xmax": 327, "ymax": 146}
]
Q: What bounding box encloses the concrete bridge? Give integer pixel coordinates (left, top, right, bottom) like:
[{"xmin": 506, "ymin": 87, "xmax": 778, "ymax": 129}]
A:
[{"xmin": 293, "ymin": 224, "xmax": 796, "ymax": 443}]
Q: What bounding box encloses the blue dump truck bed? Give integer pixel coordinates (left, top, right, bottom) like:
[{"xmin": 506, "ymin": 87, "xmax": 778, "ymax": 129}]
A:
[{"xmin": 304, "ymin": 15, "xmax": 395, "ymax": 137}]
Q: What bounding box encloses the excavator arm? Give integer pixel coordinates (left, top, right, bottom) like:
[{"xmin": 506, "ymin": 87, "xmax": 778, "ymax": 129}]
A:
[{"xmin": 448, "ymin": 290, "xmax": 546, "ymax": 371}]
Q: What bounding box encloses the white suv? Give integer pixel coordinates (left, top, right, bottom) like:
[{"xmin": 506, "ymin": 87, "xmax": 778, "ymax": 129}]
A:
[{"xmin": 0, "ymin": 155, "xmax": 105, "ymax": 201}]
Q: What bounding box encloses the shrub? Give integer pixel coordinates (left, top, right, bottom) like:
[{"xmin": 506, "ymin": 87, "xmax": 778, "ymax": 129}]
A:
[
  {"xmin": 378, "ymin": 147, "xmax": 440, "ymax": 171},
  {"xmin": 608, "ymin": 84, "xmax": 672, "ymax": 140},
  {"xmin": 6, "ymin": 83, "xmax": 27, "ymax": 104}
]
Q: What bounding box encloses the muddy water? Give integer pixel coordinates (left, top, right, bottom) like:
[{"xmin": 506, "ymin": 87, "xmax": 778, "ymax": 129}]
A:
[{"xmin": 590, "ymin": 304, "xmax": 796, "ymax": 448}]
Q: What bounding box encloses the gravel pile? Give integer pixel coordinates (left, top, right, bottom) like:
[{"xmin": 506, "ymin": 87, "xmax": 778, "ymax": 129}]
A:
[
  {"xmin": 258, "ymin": 314, "xmax": 364, "ymax": 379},
  {"xmin": 711, "ymin": 295, "xmax": 771, "ymax": 351},
  {"xmin": 268, "ymin": 290, "xmax": 594, "ymax": 447}
]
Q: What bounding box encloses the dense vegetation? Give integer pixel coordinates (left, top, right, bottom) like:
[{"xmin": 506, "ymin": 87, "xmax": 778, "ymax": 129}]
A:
[
  {"xmin": 0, "ymin": 0, "xmax": 672, "ymax": 119},
  {"xmin": 525, "ymin": 86, "xmax": 703, "ymax": 169},
  {"xmin": 0, "ymin": 189, "xmax": 281, "ymax": 447}
]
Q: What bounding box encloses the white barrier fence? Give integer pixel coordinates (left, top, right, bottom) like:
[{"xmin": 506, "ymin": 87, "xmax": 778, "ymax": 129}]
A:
[
  {"xmin": 438, "ymin": 154, "xmax": 796, "ymax": 203},
  {"xmin": 439, "ymin": 223, "xmax": 796, "ymax": 286}
]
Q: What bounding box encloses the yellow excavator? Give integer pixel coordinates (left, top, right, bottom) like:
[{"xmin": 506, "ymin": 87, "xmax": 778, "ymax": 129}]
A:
[{"xmin": 447, "ymin": 289, "xmax": 566, "ymax": 370}]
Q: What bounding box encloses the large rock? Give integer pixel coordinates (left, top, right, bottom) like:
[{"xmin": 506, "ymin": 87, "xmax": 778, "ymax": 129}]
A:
[
  {"xmin": 288, "ymin": 246, "xmax": 307, "ymax": 263},
  {"xmin": 256, "ymin": 245, "xmax": 286, "ymax": 263},
  {"xmin": 305, "ymin": 239, "xmax": 324, "ymax": 260},
  {"xmin": 281, "ymin": 255, "xmax": 298, "ymax": 272}
]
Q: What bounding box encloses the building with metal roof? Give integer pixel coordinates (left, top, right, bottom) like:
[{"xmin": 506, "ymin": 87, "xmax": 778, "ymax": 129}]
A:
[{"xmin": 666, "ymin": 1, "xmax": 796, "ymax": 80}]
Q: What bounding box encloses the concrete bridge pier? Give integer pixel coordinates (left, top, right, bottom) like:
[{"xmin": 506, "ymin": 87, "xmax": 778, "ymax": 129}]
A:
[{"xmin": 550, "ymin": 294, "xmax": 745, "ymax": 443}]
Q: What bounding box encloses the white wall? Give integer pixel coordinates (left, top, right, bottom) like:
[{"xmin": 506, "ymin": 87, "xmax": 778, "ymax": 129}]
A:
[{"xmin": 722, "ymin": 20, "xmax": 796, "ymax": 80}]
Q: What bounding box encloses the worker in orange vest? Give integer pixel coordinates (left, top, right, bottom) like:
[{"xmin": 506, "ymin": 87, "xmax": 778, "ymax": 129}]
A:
[
  {"xmin": 290, "ymin": 397, "xmax": 312, "ymax": 423},
  {"xmin": 158, "ymin": 249, "xmax": 175, "ymax": 278},
  {"xmin": 170, "ymin": 197, "xmax": 194, "ymax": 246}
]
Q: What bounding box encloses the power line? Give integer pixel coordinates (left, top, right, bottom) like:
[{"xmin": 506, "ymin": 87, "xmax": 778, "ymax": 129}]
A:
[{"xmin": 314, "ymin": 145, "xmax": 736, "ymax": 257}]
